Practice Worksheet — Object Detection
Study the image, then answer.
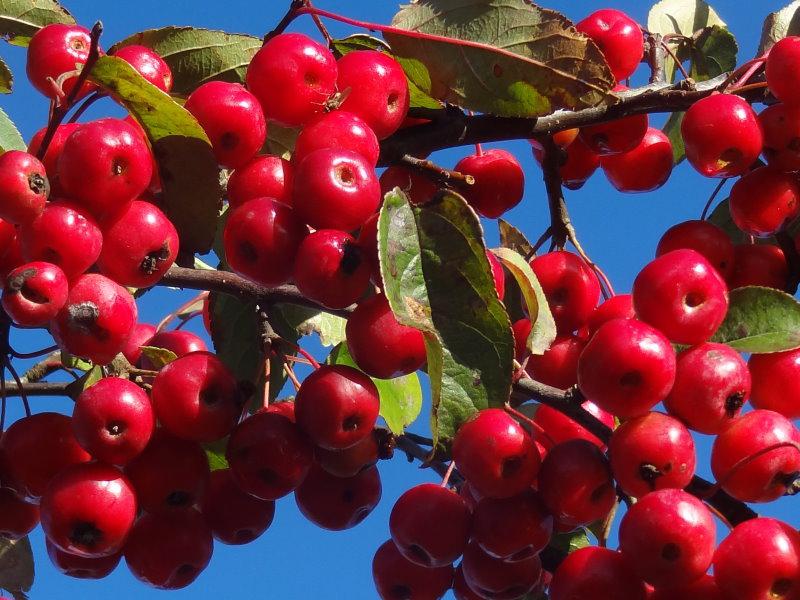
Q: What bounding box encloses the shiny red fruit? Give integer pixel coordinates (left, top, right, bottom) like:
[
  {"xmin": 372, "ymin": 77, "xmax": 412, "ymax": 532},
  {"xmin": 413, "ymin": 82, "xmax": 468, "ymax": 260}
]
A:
[
  {"xmin": 766, "ymin": 36, "xmax": 800, "ymax": 106},
  {"xmin": 759, "ymin": 103, "xmax": 800, "ymax": 172},
  {"xmin": 575, "ymin": 9, "xmax": 644, "ymax": 81},
  {"xmin": 454, "ymin": 149, "xmax": 524, "ymax": 218},
  {"xmin": 601, "ymin": 127, "xmax": 673, "ymax": 192},
  {"xmin": 0, "ymin": 150, "xmax": 49, "ymax": 225},
  {"xmin": 201, "ymin": 468, "xmax": 275, "ymax": 545},
  {"xmin": 729, "ymin": 166, "xmax": 800, "ymax": 237},
  {"xmin": 656, "ymin": 219, "xmax": 734, "ymax": 280},
  {"xmin": 380, "ymin": 165, "xmax": 439, "ymax": 205},
  {"xmin": 28, "ymin": 122, "xmax": 81, "ymax": 196},
  {"xmin": 121, "ymin": 322, "xmax": 157, "ymax": 365},
  {"xmin": 529, "ymin": 251, "xmax": 600, "ymax": 334},
  {"xmin": 650, "ymin": 574, "xmax": 724, "ymax": 600},
  {"xmin": 227, "ymin": 154, "xmax": 293, "ymax": 208},
  {"xmin": 532, "ymin": 400, "xmax": 614, "ymax": 451},
  {"xmin": 295, "ymin": 464, "xmax": 381, "ymax": 531},
  {"xmin": 2, "ymin": 261, "xmax": 68, "ymax": 326},
  {"xmin": 580, "ymin": 87, "xmax": 648, "ymax": 156},
  {"xmin": 0, "ymin": 487, "xmax": 39, "ymax": 540},
  {"xmin": 532, "ymin": 136, "xmax": 600, "ymax": 190},
  {"xmin": 525, "ymin": 335, "xmax": 585, "ymax": 390},
  {"xmin": 294, "ymin": 110, "xmax": 379, "ymax": 166},
  {"xmin": 472, "ymin": 489, "xmax": 552, "ymax": 561},
  {"xmin": 750, "ymin": 348, "xmax": 800, "ymax": 418},
  {"xmin": 550, "ymin": 546, "xmax": 648, "ymax": 600},
  {"xmin": 315, "ymin": 430, "xmax": 380, "ymax": 478},
  {"xmin": 487, "ymin": 250, "xmax": 506, "ymax": 300},
  {"xmin": 46, "ymin": 539, "xmax": 120, "ymax": 579},
  {"xmin": 586, "ymin": 294, "xmax": 635, "ymax": 336},
  {"xmin": 372, "ymin": 539, "xmax": 453, "ymax": 600},
  {"xmin": 729, "ymin": 244, "xmax": 788, "ymax": 289},
  {"xmin": 113, "ymin": 44, "xmax": 172, "ymax": 92},
  {"xmin": 26, "ymin": 24, "xmax": 99, "ymax": 99},
  {"xmin": 461, "ymin": 540, "xmax": 542, "ymax": 600},
  {"xmin": 141, "ymin": 329, "xmax": 207, "ymax": 368}
]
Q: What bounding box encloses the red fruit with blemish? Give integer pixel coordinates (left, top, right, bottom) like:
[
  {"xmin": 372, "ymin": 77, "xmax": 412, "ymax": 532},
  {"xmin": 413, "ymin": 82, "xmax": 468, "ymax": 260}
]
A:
[
  {"xmin": 664, "ymin": 342, "xmax": 750, "ymax": 434},
  {"xmin": 711, "ymin": 409, "xmax": 800, "ymax": 502},
  {"xmin": 227, "ymin": 154, "xmax": 293, "ymax": 208},
  {"xmin": 601, "ymin": 127, "xmax": 673, "ymax": 192},
  {"xmin": 759, "ymin": 103, "xmax": 800, "ymax": 172},
  {"xmin": 223, "ymin": 197, "xmax": 307, "ymax": 287},
  {"xmin": 0, "ymin": 488, "xmax": 39, "ymax": 540},
  {"xmin": 51, "ymin": 273, "xmax": 138, "ymax": 365},
  {"xmin": 586, "ymin": 294, "xmax": 635, "ymax": 336},
  {"xmin": 749, "ymin": 348, "xmax": 800, "ymax": 419},
  {"xmin": 58, "ymin": 118, "xmax": 153, "ymax": 220},
  {"xmin": 294, "ymin": 110, "xmax": 380, "ymax": 166},
  {"xmin": 0, "ymin": 150, "xmax": 49, "ymax": 225},
  {"xmin": 46, "ymin": 539, "xmax": 121, "ymax": 579},
  {"xmin": 633, "ymin": 249, "xmax": 729, "ymax": 345},
  {"xmin": 346, "ymin": 293, "xmax": 426, "ymax": 379},
  {"xmin": 293, "ymin": 229, "xmax": 372, "ymax": 309},
  {"xmin": 380, "ymin": 165, "xmax": 439, "ymax": 205},
  {"xmin": 2, "ymin": 261, "xmax": 68, "ymax": 326},
  {"xmin": 460, "ymin": 540, "xmax": 543, "ymax": 600},
  {"xmin": 532, "ymin": 400, "xmax": 614, "ymax": 451},
  {"xmin": 389, "ymin": 483, "xmax": 471, "ymax": 568},
  {"xmin": 578, "ymin": 318, "xmax": 676, "ymax": 418},
  {"xmin": 113, "ymin": 44, "xmax": 172, "ymax": 92},
  {"xmin": 575, "ymin": 9, "xmax": 644, "ymax": 81},
  {"xmin": 472, "ymin": 489, "xmax": 552, "ymax": 561},
  {"xmin": 26, "ymin": 24, "xmax": 100, "ymax": 100},
  {"xmin": 609, "ymin": 412, "xmax": 696, "ymax": 497},
  {"xmin": 28, "ymin": 122, "xmax": 81, "ymax": 196},
  {"xmin": 681, "ymin": 93, "xmax": 763, "ymax": 178},
  {"xmin": 372, "ymin": 539, "xmax": 454, "ymax": 600},
  {"xmin": 40, "ymin": 462, "xmax": 137, "ymax": 558},
  {"xmin": 533, "ymin": 136, "xmax": 600, "ymax": 190},
  {"xmin": 454, "ymin": 149, "xmax": 525, "ymax": 218},
  {"xmin": 201, "ymin": 468, "xmax": 275, "ymax": 545},
  {"xmin": 184, "ymin": 81, "xmax": 266, "ymax": 169},
  {"xmin": 656, "ymin": 220, "xmax": 734, "ymax": 280},
  {"xmin": 72, "ymin": 377, "xmax": 154, "ymax": 465},
  {"xmin": 525, "ymin": 335, "xmax": 585, "ymax": 390},
  {"xmin": 295, "ymin": 464, "xmax": 382, "ymax": 531},
  {"xmin": 336, "ymin": 50, "xmax": 410, "ymax": 139},
  {"xmin": 550, "ymin": 546, "xmax": 648, "ymax": 600},
  {"xmin": 19, "ymin": 200, "xmax": 102, "ymax": 280},
  {"xmin": 529, "ymin": 250, "xmax": 600, "ymax": 334},
  {"xmin": 246, "ymin": 33, "xmax": 337, "ymax": 127},
  {"xmin": 766, "ymin": 36, "xmax": 800, "ymax": 106},
  {"xmin": 580, "ymin": 87, "xmax": 648, "ymax": 156},
  {"xmin": 729, "ymin": 166, "xmax": 800, "ymax": 237},
  {"xmin": 452, "ymin": 408, "xmax": 540, "ymax": 499},
  {"xmin": 729, "ymin": 244, "xmax": 788, "ymax": 289}
]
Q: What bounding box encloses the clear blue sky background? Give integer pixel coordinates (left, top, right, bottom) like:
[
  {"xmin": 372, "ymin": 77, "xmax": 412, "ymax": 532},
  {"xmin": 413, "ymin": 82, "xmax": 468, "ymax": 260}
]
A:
[{"xmin": 0, "ymin": 0, "xmax": 794, "ymax": 598}]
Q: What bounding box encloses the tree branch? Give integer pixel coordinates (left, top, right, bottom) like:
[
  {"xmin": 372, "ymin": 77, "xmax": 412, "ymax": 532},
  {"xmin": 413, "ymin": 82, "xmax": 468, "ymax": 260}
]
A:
[
  {"xmin": 1, "ymin": 381, "xmax": 72, "ymax": 397},
  {"xmin": 645, "ymin": 32, "xmax": 666, "ymax": 84}
]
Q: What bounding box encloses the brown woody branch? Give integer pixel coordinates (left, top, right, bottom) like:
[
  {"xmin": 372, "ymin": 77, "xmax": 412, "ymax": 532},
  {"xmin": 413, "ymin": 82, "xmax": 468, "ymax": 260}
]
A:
[{"xmin": 1, "ymin": 381, "xmax": 72, "ymax": 397}]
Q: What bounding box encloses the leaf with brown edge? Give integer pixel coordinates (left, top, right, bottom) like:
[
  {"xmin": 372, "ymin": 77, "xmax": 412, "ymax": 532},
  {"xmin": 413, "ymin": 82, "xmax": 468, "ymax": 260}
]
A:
[
  {"xmin": 498, "ymin": 218, "xmax": 534, "ymax": 257},
  {"xmin": 759, "ymin": 1, "xmax": 800, "ymax": 53},
  {"xmin": 385, "ymin": 0, "xmax": 615, "ymax": 118}
]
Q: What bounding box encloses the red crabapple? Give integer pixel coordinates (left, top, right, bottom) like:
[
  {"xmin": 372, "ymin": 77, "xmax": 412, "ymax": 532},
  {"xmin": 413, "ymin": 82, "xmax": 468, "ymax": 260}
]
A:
[
  {"xmin": 202, "ymin": 468, "xmax": 275, "ymax": 545},
  {"xmin": 656, "ymin": 219, "xmax": 734, "ymax": 280},
  {"xmin": 575, "ymin": 9, "xmax": 644, "ymax": 81},
  {"xmin": 26, "ymin": 24, "xmax": 100, "ymax": 100},
  {"xmin": 113, "ymin": 44, "xmax": 172, "ymax": 92},
  {"xmin": 454, "ymin": 149, "xmax": 525, "ymax": 218},
  {"xmin": 295, "ymin": 464, "xmax": 382, "ymax": 531},
  {"xmin": 766, "ymin": 36, "xmax": 800, "ymax": 105},
  {"xmin": 294, "ymin": 110, "xmax": 380, "ymax": 166},
  {"xmin": 600, "ymin": 127, "xmax": 673, "ymax": 192},
  {"xmin": 227, "ymin": 155, "xmax": 293, "ymax": 208},
  {"xmin": 372, "ymin": 539, "xmax": 454, "ymax": 600},
  {"xmin": 729, "ymin": 166, "xmax": 800, "ymax": 237},
  {"xmin": 0, "ymin": 150, "xmax": 49, "ymax": 225},
  {"xmin": 529, "ymin": 251, "xmax": 600, "ymax": 334},
  {"xmin": 749, "ymin": 348, "xmax": 800, "ymax": 419},
  {"xmin": 1, "ymin": 261, "xmax": 68, "ymax": 326}
]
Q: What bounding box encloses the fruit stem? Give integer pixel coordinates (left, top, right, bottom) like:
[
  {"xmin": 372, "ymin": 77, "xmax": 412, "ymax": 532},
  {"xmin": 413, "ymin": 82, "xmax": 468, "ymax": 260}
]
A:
[
  {"xmin": 66, "ymin": 91, "xmax": 106, "ymax": 124},
  {"xmin": 440, "ymin": 460, "xmax": 456, "ymax": 488},
  {"xmin": 263, "ymin": 0, "xmax": 307, "ymax": 44},
  {"xmin": 283, "ymin": 363, "xmax": 302, "ymax": 391},
  {"xmin": 700, "ymin": 178, "xmax": 729, "ymax": 220},
  {"xmin": 156, "ymin": 291, "xmax": 209, "ymax": 332},
  {"xmin": 720, "ymin": 55, "xmax": 767, "ymax": 92},
  {"xmin": 474, "ymin": 143, "xmax": 483, "ymax": 157},
  {"xmin": 660, "ymin": 39, "xmax": 690, "ymax": 80},
  {"xmin": 399, "ymin": 154, "xmax": 475, "ymax": 189},
  {"xmin": 9, "ymin": 344, "xmax": 60, "ymax": 360}
]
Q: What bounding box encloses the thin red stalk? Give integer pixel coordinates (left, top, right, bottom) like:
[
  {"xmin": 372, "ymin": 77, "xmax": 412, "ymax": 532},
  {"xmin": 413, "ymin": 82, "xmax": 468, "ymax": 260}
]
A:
[{"xmin": 440, "ymin": 461, "xmax": 456, "ymax": 488}]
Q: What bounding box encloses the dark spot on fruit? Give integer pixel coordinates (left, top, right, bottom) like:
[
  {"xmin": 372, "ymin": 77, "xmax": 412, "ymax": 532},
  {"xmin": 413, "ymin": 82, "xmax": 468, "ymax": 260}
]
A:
[
  {"xmin": 28, "ymin": 172, "xmax": 49, "ymax": 196},
  {"xmin": 387, "ymin": 91, "xmax": 399, "ymax": 110},
  {"xmin": 771, "ymin": 578, "xmax": 793, "ymax": 597},
  {"xmin": 220, "ymin": 132, "xmax": 238, "ymax": 150},
  {"xmin": 342, "ymin": 414, "xmax": 361, "ymax": 431},
  {"xmin": 199, "ymin": 387, "xmax": 221, "ymax": 406},
  {"xmin": 237, "ymin": 240, "xmax": 259, "ymax": 264},
  {"xmin": 140, "ymin": 243, "xmax": 171, "ymax": 275},
  {"xmin": 407, "ymin": 544, "xmax": 432, "ymax": 567},
  {"xmin": 176, "ymin": 564, "xmax": 197, "ymax": 578},
  {"xmin": 42, "ymin": 247, "xmax": 62, "ymax": 265},
  {"xmin": 725, "ymin": 391, "xmax": 746, "ymax": 417},
  {"xmin": 234, "ymin": 529, "xmax": 256, "ymax": 544},
  {"xmin": 501, "ymin": 455, "xmax": 523, "ymax": 479},
  {"xmin": 304, "ymin": 71, "xmax": 319, "ymax": 86},
  {"xmin": 70, "ymin": 521, "xmax": 103, "ymax": 549},
  {"xmin": 340, "ymin": 240, "xmax": 364, "ymax": 276},
  {"xmin": 684, "ymin": 292, "xmax": 704, "ymax": 308},
  {"xmin": 619, "ymin": 371, "xmax": 642, "ymax": 388},
  {"xmin": 111, "ymin": 157, "xmax": 127, "ymax": 176},
  {"xmin": 590, "ymin": 483, "xmax": 611, "ymax": 503},
  {"xmin": 493, "ymin": 63, "xmax": 503, "ymax": 77},
  {"xmin": 638, "ymin": 463, "xmax": 663, "ymax": 489},
  {"xmin": 166, "ymin": 490, "xmax": 191, "ymax": 507},
  {"xmin": 718, "ymin": 148, "xmax": 743, "ymax": 168},
  {"xmin": 390, "ymin": 584, "xmax": 412, "ymax": 600},
  {"xmin": 336, "ymin": 165, "xmax": 356, "ymax": 186},
  {"xmin": 342, "ymin": 488, "xmax": 354, "ymax": 503},
  {"xmin": 67, "ymin": 302, "xmax": 109, "ymax": 340},
  {"xmin": 661, "ymin": 542, "xmax": 681, "ymax": 562},
  {"xmin": 258, "ymin": 468, "xmax": 279, "ymax": 485},
  {"xmin": 551, "ymin": 287, "xmax": 568, "ymax": 305},
  {"xmin": 106, "ymin": 420, "xmax": 126, "ymax": 436}
]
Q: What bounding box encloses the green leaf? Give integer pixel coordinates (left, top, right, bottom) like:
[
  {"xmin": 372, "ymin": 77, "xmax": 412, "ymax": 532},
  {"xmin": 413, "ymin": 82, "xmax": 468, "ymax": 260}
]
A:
[
  {"xmin": 64, "ymin": 365, "xmax": 103, "ymax": 400},
  {"xmin": 331, "ymin": 33, "xmax": 391, "ymax": 57},
  {"xmin": 204, "ymin": 438, "xmax": 229, "ymax": 471},
  {"xmin": 109, "ymin": 27, "xmax": 261, "ymax": 96},
  {"xmin": 139, "ymin": 346, "xmax": 179, "ymax": 369},
  {"xmin": 328, "ymin": 343, "xmax": 422, "ymax": 435},
  {"xmin": 59, "ymin": 351, "xmax": 92, "ymax": 372},
  {"xmin": 759, "ymin": 1, "xmax": 800, "ymax": 53},
  {"xmin": 663, "ymin": 111, "xmax": 686, "ymax": 164},
  {"xmin": 386, "ymin": 0, "xmax": 614, "ymax": 118},
  {"xmin": 0, "ymin": 55, "xmax": 10, "ymax": 93},
  {"xmin": 0, "ymin": 0, "xmax": 74, "ymax": 46},
  {"xmin": 549, "ymin": 528, "xmax": 591, "ymax": 555},
  {"xmin": 690, "ymin": 25, "xmax": 738, "ymax": 82},
  {"xmin": 711, "ymin": 286, "xmax": 800, "ymax": 353},
  {"xmin": 379, "ymin": 188, "xmax": 514, "ymax": 446},
  {"xmin": 498, "ymin": 218, "xmax": 534, "ymax": 257},
  {"xmin": 289, "ymin": 308, "xmax": 348, "ymax": 347},
  {"xmin": 707, "ymin": 197, "xmax": 749, "ymax": 245},
  {"xmin": 262, "ymin": 122, "xmax": 299, "ymax": 160},
  {"xmin": 208, "ymin": 292, "xmax": 262, "ymax": 382},
  {"xmin": 0, "ymin": 537, "xmax": 33, "ymax": 597},
  {"xmin": 89, "ymin": 55, "xmax": 222, "ymax": 254},
  {"xmin": 491, "ymin": 248, "xmax": 556, "ymax": 355},
  {"xmin": 648, "ymin": 0, "xmax": 727, "ymax": 82},
  {"xmin": 0, "ymin": 106, "xmax": 24, "ymax": 152}
]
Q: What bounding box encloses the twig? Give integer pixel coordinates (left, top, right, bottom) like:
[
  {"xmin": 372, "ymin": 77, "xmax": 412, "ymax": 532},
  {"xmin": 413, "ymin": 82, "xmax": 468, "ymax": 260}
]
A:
[
  {"xmin": 645, "ymin": 33, "xmax": 666, "ymax": 84},
  {"xmin": 700, "ymin": 179, "xmax": 729, "ymax": 220},
  {"xmin": 540, "ymin": 137, "xmax": 570, "ymax": 249},
  {"xmin": 263, "ymin": 0, "xmax": 305, "ymax": 44},
  {"xmin": 66, "ymin": 91, "xmax": 106, "ymax": 124},
  {"xmin": 398, "ymin": 155, "xmax": 475, "ymax": 190},
  {"xmin": 0, "ymin": 381, "xmax": 73, "ymax": 397},
  {"xmin": 661, "ymin": 40, "xmax": 691, "ymax": 80},
  {"xmin": 395, "ymin": 434, "xmax": 453, "ymax": 479}
]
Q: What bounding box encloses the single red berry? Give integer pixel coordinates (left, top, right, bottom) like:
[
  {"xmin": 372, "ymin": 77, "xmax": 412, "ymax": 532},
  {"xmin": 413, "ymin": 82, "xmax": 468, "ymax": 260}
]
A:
[
  {"xmin": 1, "ymin": 261, "xmax": 68, "ymax": 326},
  {"xmin": 124, "ymin": 429, "xmax": 210, "ymax": 513},
  {"xmin": 113, "ymin": 44, "xmax": 172, "ymax": 92},
  {"xmin": 226, "ymin": 411, "xmax": 313, "ymax": 500},
  {"xmin": 0, "ymin": 412, "xmax": 90, "ymax": 501},
  {"xmin": 201, "ymin": 468, "xmax": 275, "ymax": 545},
  {"xmin": 293, "ymin": 148, "xmax": 380, "ymax": 232},
  {"xmin": 729, "ymin": 244, "xmax": 788, "ymax": 289},
  {"xmin": 664, "ymin": 342, "xmax": 750, "ymax": 434},
  {"xmin": 750, "ymin": 348, "xmax": 800, "ymax": 419},
  {"xmin": 152, "ymin": 351, "xmax": 242, "ymax": 443},
  {"xmin": 656, "ymin": 219, "xmax": 735, "ymax": 280},
  {"xmin": 537, "ymin": 439, "xmax": 616, "ymax": 527},
  {"xmin": 72, "ymin": 377, "xmax": 154, "ymax": 465},
  {"xmin": 28, "ymin": 122, "xmax": 81, "ymax": 196},
  {"xmin": 97, "ymin": 199, "xmax": 179, "ymax": 287},
  {"xmin": 265, "ymin": 400, "xmax": 296, "ymax": 422},
  {"xmin": 0, "ymin": 487, "xmax": 39, "ymax": 540},
  {"xmin": 293, "ymin": 229, "xmax": 372, "ymax": 309},
  {"xmin": 452, "ymin": 565, "xmax": 484, "ymax": 600},
  {"xmin": 315, "ymin": 430, "xmax": 380, "ymax": 478},
  {"xmin": 586, "ymin": 294, "xmax": 635, "ymax": 336},
  {"xmin": 40, "ymin": 462, "xmax": 136, "ymax": 558},
  {"xmin": 141, "ymin": 329, "xmax": 207, "ymax": 366},
  {"xmin": 45, "ymin": 539, "xmax": 121, "ymax": 579},
  {"xmin": 346, "ymin": 294, "xmax": 426, "ymax": 379},
  {"xmin": 294, "ymin": 110, "xmax": 380, "ymax": 166},
  {"xmin": 460, "ymin": 540, "xmax": 543, "ymax": 600},
  {"xmin": 372, "ymin": 539, "xmax": 454, "ymax": 600},
  {"xmin": 247, "ymin": 32, "xmax": 336, "ymax": 126},
  {"xmin": 486, "ymin": 250, "xmax": 506, "ymax": 300},
  {"xmin": 512, "ymin": 318, "xmax": 533, "ymax": 360},
  {"xmin": 380, "ymin": 165, "xmax": 439, "ymax": 205},
  {"xmin": 19, "ymin": 200, "xmax": 102, "ymax": 280},
  {"xmin": 759, "ymin": 103, "xmax": 800, "ymax": 172},
  {"xmin": 452, "ymin": 408, "xmax": 540, "ymax": 499},
  {"xmin": 532, "ymin": 400, "xmax": 614, "ymax": 452},
  {"xmin": 619, "ymin": 489, "xmax": 715, "ymax": 588},
  {"xmin": 389, "ymin": 483, "xmax": 471, "ymax": 568},
  {"xmin": 609, "ymin": 411, "xmax": 696, "ymax": 497},
  {"xmin": 714, "ymin": 517, "xmax": 800, "ymax": 600},
  {"xmin": 0, "ymin": 150, "xmax": 49, "ymax": 225},
  {"xmin": 51, "ymin": 273, "xmax": 138, "ymax": 365},
  {"xmin": 681, "ymin": 93, "xmax": 763, "ymax": 178},
  {"xmin": 529, "ymin": 128, "xmax": 580, "ymax": 152},
  {"xmin": 575, "ymin": 9, "xmax": 643, "ymax": 81},
  {"xmin": 58, "ymin": 118, "xmax": 153, "ymax": 220},
  {"xmin": 532, "ymin": 136, "xmax": 600, "ymax": 190},
  {"xmin": 601, "ymin": 127, "xmax": 673, "ymax": 192},
  {"xmin": 121, "ymin": 322, "xmax": 157, "ymax": 365},
  {"xmin": 357, "ymin": 212, "xmax": 381, "ymax": 285},
  {"xmin": 580, "ymin": 87, "xmax": 648, "ymax": 155},
  {"xmin": 633, "ymin": 248, "xmax": 729, "ymax": 345},
  {"xmin": 185, "ymin": 81, "xmax": 266, "ymax": 168},
  {"xmin": 296, "ymin": 464, "xmax": 382, "ymax": 531},
  {"xmin": 711, "ymin": 409, "xmax": 800, "ymax": 502},
  {"xmin": 650, "ymin": 574, "xmax": 724, "ymax": 600},
  {"xmin": 577, "ymin": 318, "xmax": 676, "ymax": 418},
  {"xmin": 294, "ymin": 364, "xmax": 380, "ymax": 450},
  {"xmin": 454, "ymin": 149, "xmax": 525, "ymax": 218},
  {"xmin": 223, "ymin": 197, "xmax": 307, "ymax": 287},
  {"xmin": 766, "ymin": 36, "xmax": 800, "ymax": 105},
  {"xmin": 729, "ymin": 166, "xmax": 800, "ymax": 236},
  {"xmin": 529, "ymin": 251, "xmax": 600, "ymax": 334},
  {"xmin": 525, "ymin": 335, "xmax": 585, "ymax": 390},
  {"xmin": 227, "ymin": 154, "xmax": 293, "ymax": 208},
  {"xmin": 336, "ymin": 50, "xmax": 410, "ymax": 139},
  {"xmin": 550, "ymin": 546, "xmax": 648, "ymax": 600},
  {"xmin": 26, "ymin": 24, "xmax": 100, "ymax": 99},
  {"xmin": 472, "ymin": 489, "xmax": 552, "ymax": 561},
  {"xmin": 124, "ymin": 508, "xmax": 213, "ymax": 590}
]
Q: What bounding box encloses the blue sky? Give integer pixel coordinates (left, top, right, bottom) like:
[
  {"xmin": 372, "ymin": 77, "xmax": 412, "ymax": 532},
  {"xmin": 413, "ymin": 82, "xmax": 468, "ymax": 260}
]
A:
[{"xmin": 0, "ymin": 0, "xmax": 795, "ymax": 598}]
